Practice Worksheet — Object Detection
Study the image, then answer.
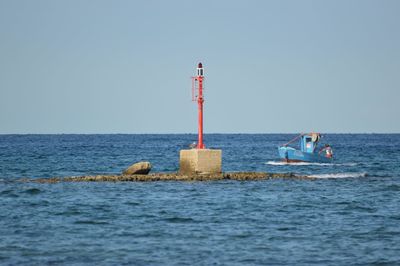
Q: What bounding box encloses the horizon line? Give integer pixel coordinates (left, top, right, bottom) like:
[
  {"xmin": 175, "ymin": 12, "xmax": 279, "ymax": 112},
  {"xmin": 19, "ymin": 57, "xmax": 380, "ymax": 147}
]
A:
[{"xmin": 1, "ymin": 132, "xmax": 399, "ymax": 135}]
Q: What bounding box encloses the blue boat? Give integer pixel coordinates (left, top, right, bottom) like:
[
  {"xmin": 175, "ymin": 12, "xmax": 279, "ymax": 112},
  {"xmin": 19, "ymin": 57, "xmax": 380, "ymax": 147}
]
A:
[{"xmin": 278, "ymin": 133, "xmax": 333, "ymax": 163}]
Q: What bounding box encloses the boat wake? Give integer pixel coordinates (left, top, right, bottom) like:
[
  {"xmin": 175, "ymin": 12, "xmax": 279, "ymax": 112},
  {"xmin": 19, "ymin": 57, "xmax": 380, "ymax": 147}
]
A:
[
  {"xmin": 307, "ymin": 172, "xmax": 368, "ymax": 179},
  {"xmin": 265, "ymin": 161, "xmax": 358, "ymax": 166}
]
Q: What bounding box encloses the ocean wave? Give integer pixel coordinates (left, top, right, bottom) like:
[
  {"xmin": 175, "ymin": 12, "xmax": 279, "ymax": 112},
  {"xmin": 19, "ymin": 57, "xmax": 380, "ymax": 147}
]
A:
[
  {"xmin": 23, "ymin": 188, "xmax": 42, "ymax": 195},
  {"xmin": 265, "ymin": 161, "xmax": 358, "ymax": 166},
  {"xmin": 307, "ymin": 172, "xmax": 367, "ymax": 179}
]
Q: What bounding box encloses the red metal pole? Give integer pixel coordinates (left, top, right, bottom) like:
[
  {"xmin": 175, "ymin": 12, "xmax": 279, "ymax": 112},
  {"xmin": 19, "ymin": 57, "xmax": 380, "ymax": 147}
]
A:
[{"xmin": 197, "ymin": 75, "xmax": 204, "ymax": 149}]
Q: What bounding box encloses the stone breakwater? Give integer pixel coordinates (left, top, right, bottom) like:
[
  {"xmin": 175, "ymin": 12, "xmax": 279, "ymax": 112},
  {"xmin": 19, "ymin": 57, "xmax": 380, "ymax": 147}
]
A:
[{"xmin": 31, "ymin": 172, "xmax": 313, "ymax": 183}]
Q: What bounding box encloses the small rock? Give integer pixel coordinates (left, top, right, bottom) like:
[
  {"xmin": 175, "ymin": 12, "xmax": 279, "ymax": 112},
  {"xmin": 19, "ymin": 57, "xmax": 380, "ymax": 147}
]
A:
[{"xmin": 123, "ymin": 161, "xmax": 152, "ymax": 175}]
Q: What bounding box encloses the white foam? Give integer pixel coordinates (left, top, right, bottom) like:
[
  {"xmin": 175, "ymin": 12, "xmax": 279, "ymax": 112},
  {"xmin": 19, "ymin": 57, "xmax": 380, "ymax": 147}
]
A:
[
  {"xmin": 307, "ymin": 172, "xmax": 367, "ymax": 179},
  {"xmin": 265, "ymin": 161, "xmax": 357, "ymax": 167},
  {"xmin": 338, "ymin": 163, "xmax": 359, "ymax": 166}
]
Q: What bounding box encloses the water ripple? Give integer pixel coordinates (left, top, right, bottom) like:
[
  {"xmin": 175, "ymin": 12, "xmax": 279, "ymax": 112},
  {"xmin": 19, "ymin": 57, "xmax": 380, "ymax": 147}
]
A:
[{"xmin": 22, "ymin": 188, "xmax": 42, "ymax": 195}]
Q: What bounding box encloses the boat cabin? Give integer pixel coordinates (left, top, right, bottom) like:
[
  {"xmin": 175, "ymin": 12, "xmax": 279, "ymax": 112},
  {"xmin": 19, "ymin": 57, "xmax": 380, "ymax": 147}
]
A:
[{"xmin": 300, "ymin": 133, "xmax": 320, "ymax": 153}]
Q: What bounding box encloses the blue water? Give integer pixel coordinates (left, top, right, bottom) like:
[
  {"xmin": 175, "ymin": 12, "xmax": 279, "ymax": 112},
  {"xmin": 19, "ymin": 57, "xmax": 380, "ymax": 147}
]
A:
[{"xmin": 1, "ymin": 134, "xmax": 400, "ymax": 265}]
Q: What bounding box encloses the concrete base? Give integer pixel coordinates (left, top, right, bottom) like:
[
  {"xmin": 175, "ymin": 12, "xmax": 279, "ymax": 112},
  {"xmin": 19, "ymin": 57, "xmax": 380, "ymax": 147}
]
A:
[{"xmin": 179, "ymin": 149, "xmax": 222, "ymax": 174}]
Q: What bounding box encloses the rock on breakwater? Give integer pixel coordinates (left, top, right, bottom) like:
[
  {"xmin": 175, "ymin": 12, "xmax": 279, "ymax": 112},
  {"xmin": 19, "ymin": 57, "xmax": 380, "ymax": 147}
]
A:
[{"xmin": 122, "ymin": 161, "xmax": 152, "ymax": 175}]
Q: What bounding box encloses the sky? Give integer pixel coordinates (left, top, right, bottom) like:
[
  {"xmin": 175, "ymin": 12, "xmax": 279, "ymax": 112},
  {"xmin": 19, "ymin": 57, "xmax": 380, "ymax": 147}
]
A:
[{"xmin": 0, "ymin": 0, "xmax": 399, "ymax": 133}]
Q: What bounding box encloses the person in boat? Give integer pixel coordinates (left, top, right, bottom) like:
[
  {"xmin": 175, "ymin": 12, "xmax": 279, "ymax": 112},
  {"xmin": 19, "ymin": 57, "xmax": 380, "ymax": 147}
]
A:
[{"xmin": 319, "ymin": 144, "xmax": 333, "ymax": 158}]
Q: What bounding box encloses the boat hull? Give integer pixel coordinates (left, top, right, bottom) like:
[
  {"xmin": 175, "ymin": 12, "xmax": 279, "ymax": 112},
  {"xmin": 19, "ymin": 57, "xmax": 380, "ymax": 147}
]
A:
[{"xmin": 278, "ymin": 146, "xmax": 332, "ymax": 163}]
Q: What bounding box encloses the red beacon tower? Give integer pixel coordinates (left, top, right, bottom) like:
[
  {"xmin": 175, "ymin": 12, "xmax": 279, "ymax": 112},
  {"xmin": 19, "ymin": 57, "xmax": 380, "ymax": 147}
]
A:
[
  {"xmin": 179, "ymin": 62, "xmax": 221, "ymax": 175},
  {"xmin": 192, "ymin": 62, "xmax": 205, "ymax": 149}
]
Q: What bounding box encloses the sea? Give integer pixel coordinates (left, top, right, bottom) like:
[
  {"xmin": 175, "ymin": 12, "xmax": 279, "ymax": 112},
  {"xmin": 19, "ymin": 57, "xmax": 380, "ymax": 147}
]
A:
[{"xmin": 1, "ymin": 134, "xmax": 400, "ymax": 265}]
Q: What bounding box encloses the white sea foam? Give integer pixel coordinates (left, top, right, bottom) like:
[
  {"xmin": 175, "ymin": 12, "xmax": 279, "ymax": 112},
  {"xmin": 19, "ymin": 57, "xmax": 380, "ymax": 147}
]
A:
[
  {"xmin": 307, "ymin": 172, "xmax": 367, "ymax": 179},
  {"xmin": 265, "ymin": 161, "xmax": 358, "ymax": 167}
]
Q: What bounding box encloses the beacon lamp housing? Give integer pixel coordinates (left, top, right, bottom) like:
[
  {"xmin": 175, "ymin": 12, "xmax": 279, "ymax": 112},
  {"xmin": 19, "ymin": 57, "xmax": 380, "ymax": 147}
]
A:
[{"xmin": 197, "ymin": 63, "xmax": 204, "ymax": 76}]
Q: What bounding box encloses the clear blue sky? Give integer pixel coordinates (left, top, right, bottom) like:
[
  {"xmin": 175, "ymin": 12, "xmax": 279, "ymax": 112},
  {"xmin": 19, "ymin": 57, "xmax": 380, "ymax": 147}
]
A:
[{"xmin": 0, "ymin": 0, "xmax": 399, "ymax": 133}]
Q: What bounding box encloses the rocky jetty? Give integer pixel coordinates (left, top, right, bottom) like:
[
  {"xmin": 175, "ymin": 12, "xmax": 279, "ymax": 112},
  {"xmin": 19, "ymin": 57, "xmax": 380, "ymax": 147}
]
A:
[{"xmin": 32, "ymin": 172, "xmax": 312, "ymax": 183}]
